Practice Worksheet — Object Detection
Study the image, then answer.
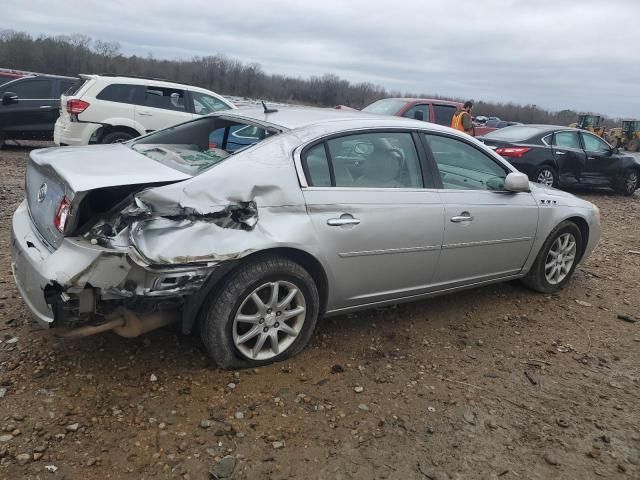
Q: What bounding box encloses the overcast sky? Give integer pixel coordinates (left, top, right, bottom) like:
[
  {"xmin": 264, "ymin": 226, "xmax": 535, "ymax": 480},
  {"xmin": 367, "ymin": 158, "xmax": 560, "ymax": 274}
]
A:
[{"xmin": 5, "ymin": 0, "xmax": 640, "ymax": 117}]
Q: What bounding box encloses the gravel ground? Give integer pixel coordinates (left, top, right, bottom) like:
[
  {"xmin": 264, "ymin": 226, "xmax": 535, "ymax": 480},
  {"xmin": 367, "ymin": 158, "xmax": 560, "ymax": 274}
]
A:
[{"xmin": 0, "ymin": 142, "xmax": 638, "ymax": 479}]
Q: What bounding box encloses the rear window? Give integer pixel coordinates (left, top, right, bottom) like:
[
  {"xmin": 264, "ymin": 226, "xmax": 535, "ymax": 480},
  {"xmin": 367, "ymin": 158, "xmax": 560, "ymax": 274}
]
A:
[
  {"xmin": 60, "ymin": 79, "xmax": 80, "ymax": 95},
  {"xmin": 484, "ymin": 126, "xmax": 546, "ymax": 142},
  {"xmin": 96, "ymin": 83, "xmax": 141, "ymax": 103},
  {"xmin": 362, "ymin": 99, "xmax": 408, "ymax": 116},
  {"xmin": 130, "ymin": 116, "xmax": 278, "ymax": 175}
]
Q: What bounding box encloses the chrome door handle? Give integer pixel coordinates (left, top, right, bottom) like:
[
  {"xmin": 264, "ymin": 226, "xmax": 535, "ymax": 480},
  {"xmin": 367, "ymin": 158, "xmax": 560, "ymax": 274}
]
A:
[
  {"xmin": 450, "ymin": 213, "xmax": 474, "ymax": 223},
  {"xmin": 138, "ymin": 111, "xmax": 153, "ymax": 116},
  {"xmin": 327, "ymin": 217, "xmax": 360, "ymax": 226},
  {"xmin": 39, "ymin": 105, "xmax": 53, "ymax": 109},
  {"xmin": 554, "ymin": 150, "xmax": 566, "ymax": 155}
]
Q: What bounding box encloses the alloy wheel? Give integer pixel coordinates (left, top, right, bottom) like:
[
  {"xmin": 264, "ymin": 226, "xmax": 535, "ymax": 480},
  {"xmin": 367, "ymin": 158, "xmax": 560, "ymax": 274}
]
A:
[
  {"xmin": 537, "ymin": 169, "xmax": 555, "ymax": 187},
  {"xmin": 625, "ymin": 171, "xmax": 638, "ymax": 193},
  {"xmin": 544, "ymin": 233, "xmax": 576, "ymax": 285},
  {"xmin": 232, "ymin": 281, "xmax": 306, "ymax": 361}
]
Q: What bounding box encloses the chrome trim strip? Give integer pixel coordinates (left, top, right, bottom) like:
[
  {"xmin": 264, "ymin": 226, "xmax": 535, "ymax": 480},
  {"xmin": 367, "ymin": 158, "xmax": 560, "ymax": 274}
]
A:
[
  {"xmin": 442, "ymin": 236, "xmax": 532, "ymax": 250},
  {"xmin": 339, "ymin": 245, "xmax": 441, "ymax": 258}
]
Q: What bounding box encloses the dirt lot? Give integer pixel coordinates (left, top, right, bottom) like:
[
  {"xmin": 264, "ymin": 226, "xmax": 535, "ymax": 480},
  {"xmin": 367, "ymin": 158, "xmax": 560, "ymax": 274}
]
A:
[{"xmin": 0, "ymin": 142, "xmax": 638, "ymax": 480}]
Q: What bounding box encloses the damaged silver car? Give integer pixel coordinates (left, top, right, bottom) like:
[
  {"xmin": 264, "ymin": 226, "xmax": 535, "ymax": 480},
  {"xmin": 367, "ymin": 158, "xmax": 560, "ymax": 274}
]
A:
[{"xmin": 11, "ymin": 106, "xmax": 601, "ymax": 368}]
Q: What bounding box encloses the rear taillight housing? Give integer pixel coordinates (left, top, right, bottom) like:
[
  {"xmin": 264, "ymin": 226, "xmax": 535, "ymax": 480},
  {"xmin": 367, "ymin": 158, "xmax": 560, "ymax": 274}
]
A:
[
  {"xmin": 66, "ymin": 99, "xmax": 90, "ymax": 114},
  {"xmin": 495, "ymin": 147, "xmax": 531, "ymax": 158},
  {"xmin": 54, "ymin": 197, "xmax": 71, "ymax": 233}
]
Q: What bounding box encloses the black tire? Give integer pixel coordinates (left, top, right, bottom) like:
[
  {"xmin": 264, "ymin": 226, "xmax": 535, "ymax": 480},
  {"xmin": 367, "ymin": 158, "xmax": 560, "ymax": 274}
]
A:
[
  {"xmin": 199, "ymin": 255, "xmax": 320, "ymax": 369},
  {"xmin": 627, "ymin": 138, "xmax": 639, "ymax": 152},
  {"xmin": 614, "ymin": 169, "xmax": 639, "ymax": 196},
  {"xmin": 534, "ymin": 165, "xmax": 558, "ymax": 188},
  {"xmin": 521, "ymin": 221, "xmax": 582, "ymax": 293},
  {"xmin": 101, "ymin": 131, "xmax": 135, "ymax": 144}
]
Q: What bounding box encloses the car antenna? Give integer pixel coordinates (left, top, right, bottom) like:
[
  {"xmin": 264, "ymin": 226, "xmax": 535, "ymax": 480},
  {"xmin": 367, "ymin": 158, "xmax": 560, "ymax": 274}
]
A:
[{"xmin": 262, "ymin": 101, "xmax": 278, "ymax": 114}]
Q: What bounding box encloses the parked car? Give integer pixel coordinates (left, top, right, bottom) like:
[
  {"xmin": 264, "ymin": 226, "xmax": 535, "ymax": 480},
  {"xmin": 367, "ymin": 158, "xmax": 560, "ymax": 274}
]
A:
[
  {"xmin": 475, "ymin": 120, "xmax": 523, "ymax": 137},
  {"xmin": 54, "ymin": 74, "xmax": 235, "ymax": 145},
  {"xmin": 362, "ymin": 98, "xmax": 463, "ymax": 127},
  {"xmin": 0, "ymin": 74, "xmax": 78, "ymax": 146},
  {"xmin": 478, "ymin": 125, "xmax": 640, "ymax": 195},
  {"xmin": 12, "ymin": 107, "xmax": 600, "ymax": 368}
]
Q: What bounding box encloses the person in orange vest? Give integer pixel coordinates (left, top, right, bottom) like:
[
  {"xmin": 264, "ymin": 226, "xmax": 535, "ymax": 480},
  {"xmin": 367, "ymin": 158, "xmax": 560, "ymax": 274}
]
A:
[{"xmin": 451, "ymin": 101, "xmax": 474, "ymax": 135}]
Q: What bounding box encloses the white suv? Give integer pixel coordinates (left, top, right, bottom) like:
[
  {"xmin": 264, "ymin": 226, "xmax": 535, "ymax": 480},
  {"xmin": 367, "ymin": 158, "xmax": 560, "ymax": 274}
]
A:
[{"xmin": 54, "ymin": 74, "xmax": 235, "ymax": 145}]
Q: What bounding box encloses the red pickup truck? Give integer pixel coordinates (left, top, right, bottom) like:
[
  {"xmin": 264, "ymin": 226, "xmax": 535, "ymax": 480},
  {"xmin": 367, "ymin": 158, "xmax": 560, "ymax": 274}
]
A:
[
  {"xmin": 0, "ymin": 68, "xmax": 32, "ymax": 85},
  {"xmin": 358, "ymin": 97, "xmax": 463, "ymax": 127}
]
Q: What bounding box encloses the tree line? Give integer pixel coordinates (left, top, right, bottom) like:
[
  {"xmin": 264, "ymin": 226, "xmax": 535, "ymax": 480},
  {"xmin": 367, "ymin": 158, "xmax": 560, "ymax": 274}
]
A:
[{"xmin": 0, "ymin": 30, "xmax": 613, "ymax": 126}]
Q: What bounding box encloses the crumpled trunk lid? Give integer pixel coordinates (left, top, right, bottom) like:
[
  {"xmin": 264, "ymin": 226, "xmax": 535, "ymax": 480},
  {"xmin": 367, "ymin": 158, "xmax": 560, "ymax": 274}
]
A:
[{"xmin": 26, "ymin": 144, "xmax": 190, "ymax": 250}]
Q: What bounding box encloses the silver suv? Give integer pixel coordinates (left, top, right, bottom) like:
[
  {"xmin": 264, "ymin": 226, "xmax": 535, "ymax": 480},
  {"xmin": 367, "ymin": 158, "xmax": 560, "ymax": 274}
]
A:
[{"xmin": 12, "ymin": 107, "xmax": 601, "ymax": 368}]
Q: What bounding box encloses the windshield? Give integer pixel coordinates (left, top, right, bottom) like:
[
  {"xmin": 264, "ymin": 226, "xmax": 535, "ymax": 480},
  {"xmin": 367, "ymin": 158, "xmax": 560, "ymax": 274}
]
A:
[
  {"xmin": 362, "ymin": 99, "xmax": 409, "ymax": 116},
  {"xmin": 484, "ymin": 126, "xmax": 546, "ymax": 142},
  {"xmin": 130, "ymin": 116, "xmax": 278, "ymax": 175}
]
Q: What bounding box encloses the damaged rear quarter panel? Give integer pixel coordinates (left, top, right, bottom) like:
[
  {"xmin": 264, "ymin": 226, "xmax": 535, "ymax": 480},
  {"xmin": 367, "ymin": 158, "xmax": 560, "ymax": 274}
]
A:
[{"xmin": 128, "ymin": 132, "xmax": 330, "ymax": 271}]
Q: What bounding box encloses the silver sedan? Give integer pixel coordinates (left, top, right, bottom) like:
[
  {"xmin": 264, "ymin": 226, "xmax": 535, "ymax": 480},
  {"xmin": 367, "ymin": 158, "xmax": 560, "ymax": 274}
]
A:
[{"xmin": 11, "ymin": 106, "xmax": 601, "ymax": 368}]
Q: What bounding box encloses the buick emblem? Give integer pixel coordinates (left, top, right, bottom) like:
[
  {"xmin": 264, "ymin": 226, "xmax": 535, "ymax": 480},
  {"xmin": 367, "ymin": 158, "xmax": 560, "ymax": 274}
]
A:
[{"xmin": 37, "ymin": 183, "xmax": 47, "ymax": 203}]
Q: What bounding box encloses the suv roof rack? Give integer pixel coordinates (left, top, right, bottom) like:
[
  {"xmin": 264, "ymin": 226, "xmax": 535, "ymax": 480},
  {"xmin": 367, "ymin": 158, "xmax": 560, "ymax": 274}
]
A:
[{"xmin": 98, "ymin": 73, "xmax": 172, "ymax": 82}]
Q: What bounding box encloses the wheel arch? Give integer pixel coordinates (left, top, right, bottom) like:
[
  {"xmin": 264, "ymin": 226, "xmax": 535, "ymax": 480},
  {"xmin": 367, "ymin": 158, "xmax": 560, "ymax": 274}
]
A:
[
  {"xmin": 564, "ymin": 215, "xmax": 589, "ymax": 263},
  {"xmin": 95, "ymin": 124, "xmax": 144, "ymax": 143},
  {"xmin": 181, "ymin": 247, "xmax": 329, "ymax": 335}
]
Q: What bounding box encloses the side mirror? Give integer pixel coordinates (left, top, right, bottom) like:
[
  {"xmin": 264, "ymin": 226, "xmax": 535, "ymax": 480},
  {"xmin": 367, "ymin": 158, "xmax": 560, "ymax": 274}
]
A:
[
  {"xmin": 413, "ymin": 110, "xmax": 424, "ymax": 121},
  {"xmin": 504, "ymin": 172, "xmax": 531, "ymax": 192},
  {"xmin": 2, "ymin": 92, "xmax": 18, "ymax": 106}
]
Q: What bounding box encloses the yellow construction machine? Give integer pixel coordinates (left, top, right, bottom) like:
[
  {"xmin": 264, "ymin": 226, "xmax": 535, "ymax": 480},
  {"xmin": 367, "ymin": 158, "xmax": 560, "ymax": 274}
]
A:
[
  {"xmin": 606, "ymin": 120, "xmax": 640, "ymax": 152},
  {"xmin": 569, "ymin": 114, "xmax": 606, "ymax": 138}
]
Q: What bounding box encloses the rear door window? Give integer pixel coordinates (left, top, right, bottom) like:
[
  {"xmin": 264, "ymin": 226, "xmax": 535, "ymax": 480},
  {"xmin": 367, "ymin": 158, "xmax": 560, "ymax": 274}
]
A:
[
  {"xmin": 9, "ymin": 79, "xmax": 53, "ymax": 99},
  {"xmin": 303, "ymin": 132, "xmax": 425, "ymax": 189},
  {"xmin": 552, "ymin": 131, "xmax": 581, "ymax": 149},
  {"xmin": 96, "ymin": 84, "xmax": 142, "ymax": 103},
  {"xmin": 433, "ymin": 104, "xmax": 458, "ymax": 126},
  {"xmin": 143, "ymin": 86, "xmax": 186, "ymax": 111}
]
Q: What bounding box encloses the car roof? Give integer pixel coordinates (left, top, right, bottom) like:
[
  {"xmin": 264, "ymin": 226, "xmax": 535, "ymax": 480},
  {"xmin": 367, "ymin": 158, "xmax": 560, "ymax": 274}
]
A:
[
  {"xmin": 384, "ymin": 97, "xmax": 462, "ymax": 107},
  {"xmin": 80, "ymin": 74, "xmax": 220, "ymax": 96},
  {"xmin": 220, "ymin": 105, "xmax": 455, "ymax": 133},
  {"xmin": 6, "ymin": 73, "xmax": 77, "ymax": 81},
  {"xmin": 505, "ymin": 124, "xmax": 582, "ymax": 133}
]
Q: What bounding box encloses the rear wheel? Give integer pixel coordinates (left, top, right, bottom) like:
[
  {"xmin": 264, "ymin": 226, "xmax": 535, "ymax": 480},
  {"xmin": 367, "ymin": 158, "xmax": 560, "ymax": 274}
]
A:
[
  {"xmin": 535, "ymin": 166, "xmax": 557, "ymax": 188},
  {"xmin": 522, "ymin": 221, "xmax": 582, "ymax": 293},
  {"xmin": 101, "ymin": 131, "xmax": 135, "ymax": 144},
  {"xmin": 614, "ymin": 169, "xmax": 639, "ymax": 196},
  {"xmin": 627, "ymin": 138, "xmax": 639, "ymax": 152},
  {"xmin": 199, "ymin": 255, "xmax": 320, "ymax": 369}
]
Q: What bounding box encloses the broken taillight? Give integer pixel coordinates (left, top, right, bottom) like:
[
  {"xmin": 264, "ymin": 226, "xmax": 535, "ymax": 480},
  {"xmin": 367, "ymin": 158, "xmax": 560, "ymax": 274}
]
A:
[
  {"xmin": 54, "ymin": 197, "xmax": 71, "ymax": 233},
  {"xmin": 66, "ymin": 99, "xmax": 90, "ymax": 114}
]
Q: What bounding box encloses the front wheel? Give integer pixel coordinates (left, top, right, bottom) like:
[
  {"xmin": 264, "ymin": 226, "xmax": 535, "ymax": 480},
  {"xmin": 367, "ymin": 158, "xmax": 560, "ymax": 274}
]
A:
[
  {"xmin": 535, "ymin": 166, "xmax": 557, "ymax": 188},
  {"xmin": 199, "ymin": 255, "xmax": 319, "ymax": 369},
  {"xmin": 522, "ymin": 221, "xmax": 582, "ymax": 293},
  {"xmin": 614, "ymin": 169, "xmax": 639, "ymax": 196}
]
